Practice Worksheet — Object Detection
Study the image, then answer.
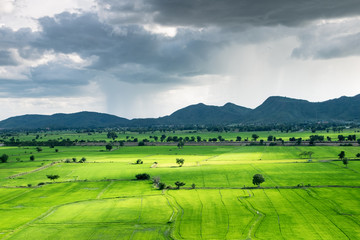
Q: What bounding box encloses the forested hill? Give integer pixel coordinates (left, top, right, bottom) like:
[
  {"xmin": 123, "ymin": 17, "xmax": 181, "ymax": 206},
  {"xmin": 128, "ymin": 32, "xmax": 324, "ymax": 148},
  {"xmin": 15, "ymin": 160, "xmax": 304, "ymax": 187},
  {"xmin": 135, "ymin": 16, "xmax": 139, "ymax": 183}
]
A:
[
  {"xmin": 0, "ymin": 112, "xmax": 130, "ymax": 129},
  {"xmin": 0, "ymin": 94, "xmax": 359, "ymax": 129},
  {"xmin": 246, "ymin": 94, "xmax": 360, "ymax": 123}
]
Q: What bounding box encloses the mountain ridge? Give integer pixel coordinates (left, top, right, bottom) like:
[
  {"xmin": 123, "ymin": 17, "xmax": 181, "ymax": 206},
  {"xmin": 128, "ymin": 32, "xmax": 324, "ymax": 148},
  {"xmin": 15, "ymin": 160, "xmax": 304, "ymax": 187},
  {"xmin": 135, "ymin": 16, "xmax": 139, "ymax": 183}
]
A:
[{"xmin": 0, "ymin": 94, "xmax": 359, "ymax": 129}]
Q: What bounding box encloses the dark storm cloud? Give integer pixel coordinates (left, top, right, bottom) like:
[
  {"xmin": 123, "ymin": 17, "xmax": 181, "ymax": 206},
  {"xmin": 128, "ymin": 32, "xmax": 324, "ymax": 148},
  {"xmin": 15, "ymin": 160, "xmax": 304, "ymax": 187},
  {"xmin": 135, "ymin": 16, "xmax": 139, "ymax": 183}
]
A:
[
  {"xmin": 33, "ymin": 12, "xmax": 221, "ymax": 79},
  {"xmin": 147, "ymin": 0, "xmax": 360, "ymax": 28},
  {"xmin": 0, "ymin": 11, "xmax": 221, "ymax": 99},
  {"xmin": 1, "ymin": 0, "xmax": 360, "ymax": 100}
]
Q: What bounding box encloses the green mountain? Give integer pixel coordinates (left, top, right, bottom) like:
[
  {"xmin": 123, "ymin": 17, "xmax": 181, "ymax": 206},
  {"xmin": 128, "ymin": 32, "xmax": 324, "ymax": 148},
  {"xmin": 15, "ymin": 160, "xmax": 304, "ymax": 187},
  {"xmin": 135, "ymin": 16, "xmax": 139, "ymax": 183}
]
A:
[
  {"xmin": 158, "ymin": 103, "xmax": 252, "ymax": 125},
  {"xmin": 0, "ymin": 112, "xmax": 130, "ymax": 129},
  {"xmin": 246, "ymin": 94, "xmax": 360, "ymax": 123},
  {"xmin": 0, "ymin": 94, "xmax": 359, "ymax": 129}
]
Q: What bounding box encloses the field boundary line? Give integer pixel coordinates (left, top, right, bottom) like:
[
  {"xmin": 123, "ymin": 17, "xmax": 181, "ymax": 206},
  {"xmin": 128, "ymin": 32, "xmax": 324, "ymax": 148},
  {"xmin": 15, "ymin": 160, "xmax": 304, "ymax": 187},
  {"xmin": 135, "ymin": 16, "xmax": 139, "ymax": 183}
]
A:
[
  {"xmin": 276, "ymin": 188, "xmax": 323, "ymax": 239},
  {"xmin": 2, "ymin": 195, "xmax": 155, "ymax": 240},
  {"xmin": 171, "ymin": 185, "xmax": 360, "ymax": 190},
  {"xmin": 0, "ymin": 188, "xmax": 34, "ymax": 204},
  {"xmin": 262, "ymin": 189, "xmax": 284, "ymax": 239},
  {"xmin": 218, "ymin": 189, "xmax": 230, "ymax": 239},
  {"xmin": 195, "ymin": 190, "xmax": 204, "ymax": 240},
  {"xmin": 305, "ymin": 188, "xmax": 360, "ymax": 228},
  {"xmin": 166, "ymin": 191, "xmax": 184, "ymax": 239},
  {"xmin": 327, "ymin": 161, "xmax": 360, "ymax": 174},
  {"xmin": 250, "ymin": 164, "xmax": 277, "ymax": 185},
  {"xmin": 96, "ymin": 180, "xmax": 114, "ymax": 199},
  {"xmin": 292, "ymin": 189, "xmax": 351, "ymax": 239},
  {"xmin": 164, "ymin": 193, "xmax": 179, "ymax": 240},
  {"xmin": 129, "ymin": 197, "xmax": 144, "ymax": 240},
  {"xmin": 237, "ymin": 190, "xmax": 264, "ymax": 239},
  {"xmin": 7, "ymin": 161, "xmax": 61, "ymax": 179}
]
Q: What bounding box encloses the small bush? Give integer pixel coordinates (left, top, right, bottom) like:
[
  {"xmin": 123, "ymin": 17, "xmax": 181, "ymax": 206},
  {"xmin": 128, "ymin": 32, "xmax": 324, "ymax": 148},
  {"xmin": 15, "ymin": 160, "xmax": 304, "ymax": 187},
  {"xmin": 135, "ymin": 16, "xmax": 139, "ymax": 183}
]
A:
[
  {"xmin": 135, "ymin": 173, "xmax": 150, "ymax": 180},
  {"xmin": 38, "ymin": 182, "xmax": 45, "ymax": 186},
  {"xmin": 136, "ymin": 159, "xmax": 143, "ymax": 164},
  {"xmin": 0, "ymin": 154, "xmax": 9, "ymax": 163},
  {"xmin": 27, "ymin": 184, "xmax": 32, "ymax": 187}
]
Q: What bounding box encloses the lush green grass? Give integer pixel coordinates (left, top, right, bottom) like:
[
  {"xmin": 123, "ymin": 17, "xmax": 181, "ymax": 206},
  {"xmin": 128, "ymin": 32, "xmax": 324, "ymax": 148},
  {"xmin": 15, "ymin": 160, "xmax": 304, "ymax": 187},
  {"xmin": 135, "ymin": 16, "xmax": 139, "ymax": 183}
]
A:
[{"xmin": 1, "ymin": 145, "xmax": 360, "ymax": 239}]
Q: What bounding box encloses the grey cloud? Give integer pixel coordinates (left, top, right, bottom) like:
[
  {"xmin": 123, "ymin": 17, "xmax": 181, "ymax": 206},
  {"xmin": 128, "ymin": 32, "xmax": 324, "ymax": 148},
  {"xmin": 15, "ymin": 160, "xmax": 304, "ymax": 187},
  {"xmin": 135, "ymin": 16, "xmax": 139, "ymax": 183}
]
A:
[
  {"xmin": 34, "ymin": 12, "xmax": 222, "ymax": 79},
  {"xmin": 0, "ymin": 63, "xmax": 93, "ymax": 98},
  {"xmin": 0, "ymin": 27, "xmax": 36, "ymax": 49},
  {"xmin": 0, "ymin": 27, "xmax": 44, "ymax": 63},
  {"xmin": 293, "ymin": 31, "xmax": 360, "ymax": 59},
  {"xmin": 100, "ymin": 0, "xmax": 360, "ymax": 29},
  {"xmin": 97, "ymin": 0, "xmax": 153, "ymax": 26},
  {"xmin": 30, "ymin": 63, "xmax": 93, "ymax": 85},
  {"xmin": 0, "ymin": 50, "xmax": 18, "ymax": 66}
]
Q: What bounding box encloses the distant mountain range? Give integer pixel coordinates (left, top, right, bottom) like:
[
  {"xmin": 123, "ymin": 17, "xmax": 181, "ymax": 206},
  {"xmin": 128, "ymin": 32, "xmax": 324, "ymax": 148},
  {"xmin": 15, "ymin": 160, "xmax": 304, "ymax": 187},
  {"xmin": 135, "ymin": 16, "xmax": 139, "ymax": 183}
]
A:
[{"xmin": 1, "ymin": 94, "xmax": 359, "ymax": 129}]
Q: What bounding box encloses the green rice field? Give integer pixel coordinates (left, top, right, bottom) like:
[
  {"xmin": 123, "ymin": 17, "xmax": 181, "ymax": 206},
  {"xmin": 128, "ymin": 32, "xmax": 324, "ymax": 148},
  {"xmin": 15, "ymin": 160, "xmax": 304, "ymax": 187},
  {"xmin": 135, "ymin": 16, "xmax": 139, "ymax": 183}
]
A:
[
  {"xmin": 1, "ymin": 128, "xmax": 359, "ymax": 143},
  {"xmin": 1, "ymin": 145, "xmax": 359, "ymax": 239}
]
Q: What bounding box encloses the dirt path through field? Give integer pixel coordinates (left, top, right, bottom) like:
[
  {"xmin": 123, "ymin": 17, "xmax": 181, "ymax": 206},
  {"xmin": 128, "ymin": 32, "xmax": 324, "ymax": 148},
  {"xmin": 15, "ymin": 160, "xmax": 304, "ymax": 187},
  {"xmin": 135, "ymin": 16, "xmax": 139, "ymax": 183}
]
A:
[{"xmin": 7, "ymin": 161, "xmax": 60, "ymax": 179}]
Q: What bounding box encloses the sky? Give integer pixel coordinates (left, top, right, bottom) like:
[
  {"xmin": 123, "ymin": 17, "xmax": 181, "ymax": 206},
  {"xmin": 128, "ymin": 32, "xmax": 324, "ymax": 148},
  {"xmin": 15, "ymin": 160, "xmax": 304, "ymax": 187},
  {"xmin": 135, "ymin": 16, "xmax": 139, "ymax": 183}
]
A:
[{"xmin": 1, "ymin": 0, "xmax": 360, "ymax": 120}]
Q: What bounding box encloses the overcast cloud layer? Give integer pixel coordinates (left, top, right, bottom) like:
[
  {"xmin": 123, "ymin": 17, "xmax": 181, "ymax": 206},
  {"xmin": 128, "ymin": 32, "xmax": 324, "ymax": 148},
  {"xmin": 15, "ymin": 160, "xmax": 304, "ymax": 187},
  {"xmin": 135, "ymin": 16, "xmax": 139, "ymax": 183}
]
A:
[{"xmin": 0, "ymin": 0, "xmax": 360, "ymax": 120}]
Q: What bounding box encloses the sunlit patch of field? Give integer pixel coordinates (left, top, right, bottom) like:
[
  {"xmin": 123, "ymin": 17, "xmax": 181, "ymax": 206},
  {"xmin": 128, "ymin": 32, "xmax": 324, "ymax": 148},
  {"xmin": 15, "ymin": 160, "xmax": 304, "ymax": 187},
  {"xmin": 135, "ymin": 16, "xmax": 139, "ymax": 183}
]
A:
[{"xmin": 1, "ymin": 145, "xmax": 359, "ymax": 239}]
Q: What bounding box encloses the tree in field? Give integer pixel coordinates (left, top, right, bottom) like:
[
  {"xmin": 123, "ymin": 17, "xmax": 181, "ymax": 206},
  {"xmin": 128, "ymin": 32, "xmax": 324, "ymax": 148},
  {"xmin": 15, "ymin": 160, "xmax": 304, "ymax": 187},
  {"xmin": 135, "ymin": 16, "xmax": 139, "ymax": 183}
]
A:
[
  {"xmin": 0, "ymin": 154, "xmax": 9, "ymax": 163},
  {"xmin": 158, "ymin": 182, "xmax": 166, "ymax": 190},
  {"xmin": 252, "ymin": 134, "xmax": 259, "ymax": 141},
  {"xmin": 30, "ymin": 155, "xmax": 35, "ymax": 161},
  {"xmin": 338, "ymin": 151, "xmax": 345, "ymax": 160},
  {"xmin": 152, "ymin": 176, "xmax": 161, "ymax": 187},
  {"xmin": 252, "ymin": 174, "xmax": 265, "ymax": 187},
  {"xmin": 136, "ymin": 159, "xmax": 143, "ymax": 164},
  {"xmin": 107, "ymin": 131, "xmax": 118, "ymax": 140},
  {"xmin": 176, "ymin": 158, "xmax": 185, "ymax": 167},
  {"xmin": 356, "ymin": 153, "xmax": 360, "ymax": 158},
  {"xmin": 299, "ymin": 151, "xmax": 314, "ymax": 159},
  {"xmin": 175, "ymin": 181, "xmax": 186, "ymax": 189},
  {"xmin": 160, "ymin": 135, "xmax": 166, "ymax": 142},
  {"xmin": 79, "ymin": 157, "xmax": 86, "ymax": 163},
  {"xmin": 105, "ymin": 144, "xmax": 113, "ymax": 151},
  {"xmin": 267, "ymin": 136, "xmax": 274, "ymax": 141},
  {"xmin": 338, "ymin": 135, "xmax": 345, "ymax": 141},
  {"xmin": 46, "ymin": 174, "xmax": 60, "ymax": 182},
  {"xmin": 342, "ymin": 158, "xmax": 349, "ymax": 168},
  {"xmin": 236, "ymin": 136, "xmax": 242, "ymax": 141},
  {"xmin": 177, "ymin": 141, "xmax": 184, "ymax": 149},
  {"xmin": 36, "ymin": 147, "xmax": 42, "ymax": 152}
]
